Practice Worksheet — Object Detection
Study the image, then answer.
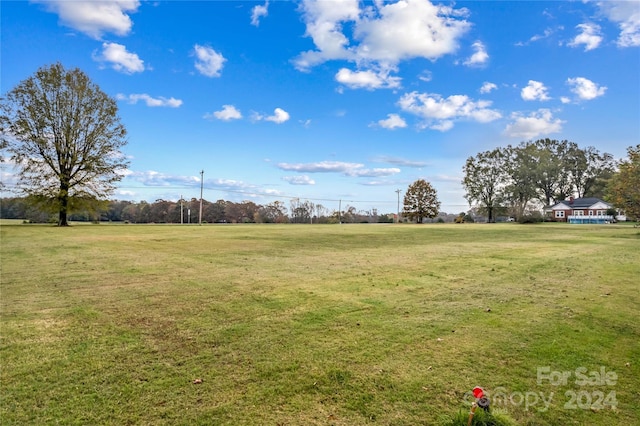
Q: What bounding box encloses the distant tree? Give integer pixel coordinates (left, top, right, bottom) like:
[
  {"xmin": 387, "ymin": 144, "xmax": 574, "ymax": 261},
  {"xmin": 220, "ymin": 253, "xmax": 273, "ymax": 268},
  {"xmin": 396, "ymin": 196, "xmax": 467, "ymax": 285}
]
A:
[
  {"xmin": 402, "ymin": 179, "xmax": 440, "ymax": 223},
  {"xmin": 462, "ymin": 148, "xmax": 506, "ymax": 222},
  {"xmin": 256, "ymin": 201, "xmax": 288, "ymax": 223},
  {"xmin": 102, "ymin": 200, "xmax": 132, "ymax": 222},
  {"xmin": 225, "ymin": 200, "xmax": 258, "ymax": 223},
  {"xmin": 0, "ymin": 63, "xmax": 128, "ymax": 226},
  {"xmin": 606, "ymin": 144, "xmax": 640, "ymax": 221},
  {"xmin": 289, "ymin": 199, "xmax": 315, "ymax": 223},
  {"xmin": 138, "ymin": 201, "xmax": 151, "ymax": 223},
  {"xmin": 149, "ymin": 199, "xmax": 173, "ymax": 223},
  {"xmin": 315, "ymin": 203, "xmax": 328, "ymax": 223},
  {"xmin": 121, "ymin": 203, "xmax": 140, "ymax": 223}
]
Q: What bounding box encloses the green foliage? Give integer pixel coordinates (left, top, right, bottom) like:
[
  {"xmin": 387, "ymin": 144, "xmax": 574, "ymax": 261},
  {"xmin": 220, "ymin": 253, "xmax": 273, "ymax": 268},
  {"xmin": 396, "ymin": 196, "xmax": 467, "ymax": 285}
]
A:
[
  {"xmin": 463, "ymin": 140, "xmax": 615, "ymax": 222},
  {"xmin": 462, "ymin": 148, "xmax": 506, "ymax": 222},
  {"xmin": 1, "ymin": 63, "xmax": 129, "ymax": 226},
  {"xmin": 403, "ymin": 178, "xmax": 441, "ymax": 223},
  {"xmin": 606, "ymin": 144, "xmax": 640, "ymax": 221},
  {"xmin": 518, "ymin": 211, "xmax": 544, "ymax": 224}
]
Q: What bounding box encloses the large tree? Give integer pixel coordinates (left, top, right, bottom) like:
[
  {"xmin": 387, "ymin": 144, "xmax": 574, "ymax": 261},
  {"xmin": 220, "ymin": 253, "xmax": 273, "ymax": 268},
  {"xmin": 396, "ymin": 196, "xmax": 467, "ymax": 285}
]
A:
[
  {"xmin": 566, "ymin": 144, "xmax": 615, "ymax": 198},
  {"xmin": 606, "ymin": 144, "xmax": 640, "ymax": 221},
  {"xmin": 462, "ymin": 148, "xmax": 506, "ymax": 222},
  {"xmin": 524, "ymin": 139, "xmax": 572, "ymax": 205},
  {"xmin": 1, "ymin": 63, "xmax": 128, "ymax": 226},
  {"xmin": 403, "ymin": 179, "xmax": 440, "ymax": 223},
  {"xmin": 503, "ymin": 145, "xmax": 538, "ymax": 220}
]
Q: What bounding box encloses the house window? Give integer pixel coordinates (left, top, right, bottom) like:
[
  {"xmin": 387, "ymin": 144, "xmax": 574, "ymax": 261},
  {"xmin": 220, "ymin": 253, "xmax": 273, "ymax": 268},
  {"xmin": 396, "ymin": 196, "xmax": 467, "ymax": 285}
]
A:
[
  {"xmin": 556, "ymin": 211, "xmax": 565, "ymax": 218},
  {"xmin": 597, "ymin": 211, "xmax": 604, "ymax": 216},
  {"xmin": 589, "ymin": 210, "xmax": 594, "ymax": 216},
  {"xmin": 575, "ymin": 210, "xmax": 584, "ymax": 216}
]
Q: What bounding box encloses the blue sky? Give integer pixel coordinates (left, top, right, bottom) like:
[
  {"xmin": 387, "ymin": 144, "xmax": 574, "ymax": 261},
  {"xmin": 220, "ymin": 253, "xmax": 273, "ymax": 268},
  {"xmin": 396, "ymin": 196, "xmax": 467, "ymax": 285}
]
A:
[{"xmin": 2, "ymin": 0, "xmax": 639, "ymax": 214}]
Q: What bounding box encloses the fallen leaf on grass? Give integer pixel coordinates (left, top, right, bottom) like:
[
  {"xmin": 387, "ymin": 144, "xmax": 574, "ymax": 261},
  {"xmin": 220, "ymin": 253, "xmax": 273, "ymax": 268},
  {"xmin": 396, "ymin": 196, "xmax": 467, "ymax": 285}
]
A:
[{"xmin": 193, "ymin": 378, "xmax": 203, "ymax": 384}]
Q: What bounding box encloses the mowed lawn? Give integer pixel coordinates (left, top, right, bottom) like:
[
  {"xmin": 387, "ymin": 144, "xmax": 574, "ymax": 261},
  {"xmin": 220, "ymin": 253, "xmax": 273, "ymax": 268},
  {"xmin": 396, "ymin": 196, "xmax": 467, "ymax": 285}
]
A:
[{"xmin": 1, "ymin": 222, "xmax": 638, "ymax": 425}]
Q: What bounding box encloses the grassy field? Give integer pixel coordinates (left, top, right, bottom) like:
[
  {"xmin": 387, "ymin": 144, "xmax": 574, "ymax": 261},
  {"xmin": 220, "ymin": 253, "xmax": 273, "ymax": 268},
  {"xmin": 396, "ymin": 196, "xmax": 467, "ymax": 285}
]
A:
[{"xmin": 1, "ymin": 222, "xmax": 638, "ymax": 425}]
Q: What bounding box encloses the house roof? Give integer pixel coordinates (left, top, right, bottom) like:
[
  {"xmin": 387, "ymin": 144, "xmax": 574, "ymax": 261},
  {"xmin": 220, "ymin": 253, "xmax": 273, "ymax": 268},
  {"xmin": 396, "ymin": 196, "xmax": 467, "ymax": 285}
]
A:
[{"xmin": 551, "ymin": 197, "xmax": 611, "ymax": 210}]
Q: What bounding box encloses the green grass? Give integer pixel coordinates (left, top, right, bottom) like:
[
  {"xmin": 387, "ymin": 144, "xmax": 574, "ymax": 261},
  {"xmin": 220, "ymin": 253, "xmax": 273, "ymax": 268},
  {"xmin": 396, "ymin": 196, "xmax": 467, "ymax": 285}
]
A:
[{"xmin": 1, "ymin": 223, "xmax": 639, "ymax": 425}]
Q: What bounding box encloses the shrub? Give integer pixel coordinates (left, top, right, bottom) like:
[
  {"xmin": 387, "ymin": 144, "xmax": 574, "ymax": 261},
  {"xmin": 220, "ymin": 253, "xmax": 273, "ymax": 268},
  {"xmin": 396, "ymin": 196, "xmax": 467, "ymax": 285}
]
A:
[{"xmin": 518, "ymin": 214, "xmax": 543, "ymax": 224}]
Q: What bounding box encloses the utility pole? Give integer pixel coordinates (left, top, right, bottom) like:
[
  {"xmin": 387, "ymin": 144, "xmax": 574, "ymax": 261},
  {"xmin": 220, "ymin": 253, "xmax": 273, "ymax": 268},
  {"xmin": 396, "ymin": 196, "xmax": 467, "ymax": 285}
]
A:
[
  {"xmin": 199, "ymin": 170, "xmax": 204, "ymax": 226},
  {"xmin": 180, "ymin": 195, "xmax": 184, "ymax": 224},
  {"xmin": 395, "ymin": 189, "xmax": 401, "ymax": 223},
  {"xmin": 338, "ymin": 199, "xmax": 342, "ymax": 224}
]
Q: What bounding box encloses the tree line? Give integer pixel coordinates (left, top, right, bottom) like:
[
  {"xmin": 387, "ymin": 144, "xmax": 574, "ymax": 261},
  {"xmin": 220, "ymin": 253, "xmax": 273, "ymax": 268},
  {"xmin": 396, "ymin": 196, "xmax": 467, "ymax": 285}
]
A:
[
  {"xmin": 0, "ymin": 197, "xmax": 396, "ymax": 224},
  {"xmin": 461, "ymin": 139, "xmax": 622, "ymax": 222}
]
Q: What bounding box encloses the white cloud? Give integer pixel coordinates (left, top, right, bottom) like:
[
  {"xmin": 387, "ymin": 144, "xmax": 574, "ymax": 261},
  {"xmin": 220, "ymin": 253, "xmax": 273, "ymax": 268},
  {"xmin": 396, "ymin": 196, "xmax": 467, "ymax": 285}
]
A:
[
  {"xmin": 265, "ymin": 108, "xmax": 290, "ymax": 124},
  {"xmin": 418, "ymin": 70, "xmax": 432, "ymax": 82},
  {"xmin": 125, "ymin": 170, "xmax": 284, "ymax": 199},
  {"xmin": 251, "ymin": 1, "xmax": 269, "ymax": 26},
  {"xmin": 34, "ymin": 0, "xmax": 139, "ymax": 39},
  {"xmin": 116, "ymin": 190, "xmax": 137, "ymax": 198},
  {"xmin": 568, "ymin": 23, "xmax": 603, "ymax": 51},
  {"xmin": 348, "ymin": 167, "xmax": 401, "ymax": 177},
  {"xmin": 353, "ymin": 0, "xmax": 471, "ymax": 64},
  {"xmin": 294, "ymin": 0, "xmax": 471, "ymax": 72},
  {"xmin": 293, "ymin": 0, "xmax": 360, "ymax": 69},
  {"xmin": 127, "ymin": 170, "xmax": 201, "ymax": 187},
  {"xmin": 277, "ymin": 161, "xmax": 362, "ymax": 173},
  {"xmin": 276, "ymin": 161, "xmax": 399, "ymax": 178},
  {"xmin": 479, "ymin": 82, "xmax": 497, "ymax": 94},
  {"xmin": 560, "ymin": 96, "xmax": 571, "ymax": 104},
  {"xmin": 335, "ymin": 68, "xmax": 401, "ymax": 89},
  {"xmin": 429, "ymin": 120, "xmax": 454, "ymax": 132},
  {"xmin": 206, "ymin": 105, "xmax": 242, "ymax": 121},
  {"xmin": 398, "ymin": 91, "xmax": 501, "ymax": 131},
  {"xmin": 567, "ymin": 77, "xmax": 607, "ymax": 100},
  {"xmin": 375, "ymin": 113, "xmax": 407, "ymax": 130},
  {"xmin": 282, "ymin": 175, "xmax": 315, "ymax": 185},
  {"xmin": 254, "ymin": 108, "xmax": 290, "ymax": 124},
  {"xmin": 530, "ymin": 28, "xmax": 554, "ymax": 43},
  {"xmin": 373, "ymin": 156, "xmax": 427, "ymax": 168},
  {"xmin": 94, "ymin": 42, "xmax": 144, "ymax": 74},
  {"xmin": 597, "ymin": 1, "xmax": 640, "ymax": 47},
  {"xmin": 464, "ymin": 41, "xmax": 489, "ymax": 66},
  {"xmin": 521, "ymin": 80, "xmax": 551, "ymax": 101},
  {"xmin": 116, "ymin": 93, "xmax": 182, "ymax": 107},
  {"xmin": 504, "ymin": 109, "xmax": 564, "ymax": 139},
  {"xmin": 253, "ymin": 108, "xmax": 290, "ymax": 124},
  {"xmin": 193, "ymin": 44, "xmax": 226, "ymax": 77}
]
